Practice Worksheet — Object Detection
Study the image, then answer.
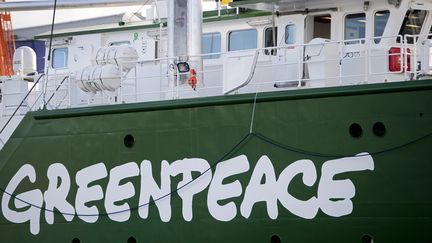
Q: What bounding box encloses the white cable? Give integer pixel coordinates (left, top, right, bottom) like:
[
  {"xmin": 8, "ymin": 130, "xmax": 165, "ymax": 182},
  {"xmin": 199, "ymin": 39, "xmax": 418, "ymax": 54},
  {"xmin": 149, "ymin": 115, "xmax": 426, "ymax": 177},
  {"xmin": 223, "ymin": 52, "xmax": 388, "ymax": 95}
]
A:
[{"xmin": 249, "ymin": 91, "xmax": 258, "ymax": 134}]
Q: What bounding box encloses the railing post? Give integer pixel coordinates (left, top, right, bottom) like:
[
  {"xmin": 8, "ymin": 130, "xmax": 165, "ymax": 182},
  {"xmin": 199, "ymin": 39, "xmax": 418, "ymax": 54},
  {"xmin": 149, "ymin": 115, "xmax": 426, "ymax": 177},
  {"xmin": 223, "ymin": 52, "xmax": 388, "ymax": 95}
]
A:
[
  {"xmin": 338, "ymin": 40, "xmax": 343, "ymax": 85},
  {"xmin": 176, "ymin": 68, "xmax": 180, "ymax": 99},
  {"xmin": 298, "ymin": 45, "xmax": 303, "ymax": 87},
  {"xmin": 134, "ymin": 66, "xmax": 138, "ymax": 102},
  {"xmin": 67, "ymin": 73, "xmax": 71, "ymax": 108},
  {"xmin": 403, "ymin": 35, "xmax": 408, "ymax": 81},
  {"xmin": 120, "ymin": 66, "xmax": 124, "ymax": 103},
  {"xmin": 365, "ymin": 39, "xmax": 369, "ymax": 83},
  {"xmin": 413, "ymin": 36, "xmax": 418, "ymax": 80}
]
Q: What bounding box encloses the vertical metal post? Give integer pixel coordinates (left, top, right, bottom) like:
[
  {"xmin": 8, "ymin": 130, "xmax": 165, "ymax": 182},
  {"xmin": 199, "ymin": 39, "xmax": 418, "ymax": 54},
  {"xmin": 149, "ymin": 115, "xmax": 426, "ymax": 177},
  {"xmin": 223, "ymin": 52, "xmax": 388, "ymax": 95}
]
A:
[
  {"xmin": 176, "ymin": 69, "xmax": 179, "ymax": 99},
  {"xmin": 120, "ymin": 66, "xmax": 124, "ymax": 103},
  {"xmin": 413, "ymin": 38, "xmax": 418, "ymax": 80},
  {"xmin": 298, "ymin": 45, "xmax": 303, "ymax": 87},
  {"xmin": 338, "ymin": 41, "xmax": 343, "ymax": 85},
  {"xmin": 67, "ymin": 73, "xmax": 71, "ymax": 107},
  {"xmin": 134, "ymin": 66, "xmax": 138, "ymax": 101},
  {"xmin": 403, "ymin": 36, "xmax": 408, "ymax": 81},
  {"xmin": 167, "ymin": 0, "xmax": 202, "ymax": 86},
  {"xmin": 365, "ymin": 41, "xmax": 369, "ymax": 83}
]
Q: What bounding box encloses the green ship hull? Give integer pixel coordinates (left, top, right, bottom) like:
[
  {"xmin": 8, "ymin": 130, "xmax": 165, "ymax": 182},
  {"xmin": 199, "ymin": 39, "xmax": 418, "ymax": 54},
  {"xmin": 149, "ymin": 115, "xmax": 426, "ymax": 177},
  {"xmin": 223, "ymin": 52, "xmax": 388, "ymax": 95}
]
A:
[{"xmin": 0, "ymin": 80, "xmax": 431, "ymax": 243}]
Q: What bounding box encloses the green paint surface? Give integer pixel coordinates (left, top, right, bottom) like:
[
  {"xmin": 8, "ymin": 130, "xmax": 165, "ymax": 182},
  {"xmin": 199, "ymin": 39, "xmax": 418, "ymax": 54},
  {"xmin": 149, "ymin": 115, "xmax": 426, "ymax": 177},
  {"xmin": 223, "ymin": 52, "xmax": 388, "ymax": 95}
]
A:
[{"xmin": 0, "ymin": 81, "xmax": 431, "ymax": 243}]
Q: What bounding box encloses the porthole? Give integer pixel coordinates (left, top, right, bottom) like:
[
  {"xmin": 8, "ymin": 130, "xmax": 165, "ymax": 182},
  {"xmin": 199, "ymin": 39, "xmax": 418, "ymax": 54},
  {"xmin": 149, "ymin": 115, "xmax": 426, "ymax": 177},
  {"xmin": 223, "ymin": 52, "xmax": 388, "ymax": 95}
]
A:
[
  {"xmin": 361, "ymin": 234, "xmax": 373, "ymax": 243},
  {"xmin": 270, "ymin": 235, "xmax": 281, "ymax": 243},
  {"xmin": 124, "ymin": 134, "xmax": 135, "ymax": 148},
  {"xmin": 349, "ymin": 123, "xmax": 363, "ymax": 138},
  {"xmin": 72, "ymin": 238, "xmax": 80, "ymax": 243},
  {"xmin": 127, "ymin": 236, "xmax": 137, "ymax": 243},
  {"xmin": 372, "ymin": 122, "xmax": 386, "ymax": 137}
]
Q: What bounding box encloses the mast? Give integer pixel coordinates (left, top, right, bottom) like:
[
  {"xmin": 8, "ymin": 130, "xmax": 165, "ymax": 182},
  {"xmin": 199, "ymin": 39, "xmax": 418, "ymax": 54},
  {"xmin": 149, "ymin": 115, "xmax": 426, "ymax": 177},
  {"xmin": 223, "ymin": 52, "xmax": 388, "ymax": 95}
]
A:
[{"xmin": 167, "ymin": 0, "xmax": 203, "ymax": 87}]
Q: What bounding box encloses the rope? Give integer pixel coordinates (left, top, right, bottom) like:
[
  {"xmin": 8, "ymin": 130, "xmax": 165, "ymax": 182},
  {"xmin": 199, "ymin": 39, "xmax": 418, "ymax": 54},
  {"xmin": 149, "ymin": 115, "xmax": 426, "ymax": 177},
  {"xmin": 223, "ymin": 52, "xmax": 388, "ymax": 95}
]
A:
[
  {"xmin": 127, "ymin": 0, "xmax": 151, "ymax": 22},
  {"xmin": 251, "ymin": 131, "xmax": 432, "ymax": 158},
  {"xmin": 249, "ymin": 92, "xmax": 258, "ymax": 133},
  {"xmin": 42, "ymin": 0, "xmax": 58, "ymax": 109}
]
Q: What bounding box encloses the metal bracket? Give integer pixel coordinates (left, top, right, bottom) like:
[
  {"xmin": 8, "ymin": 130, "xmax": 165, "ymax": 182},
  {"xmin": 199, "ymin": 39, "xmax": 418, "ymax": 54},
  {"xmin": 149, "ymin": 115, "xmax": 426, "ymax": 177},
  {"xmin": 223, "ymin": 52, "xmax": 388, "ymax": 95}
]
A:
[{"xmin": 388, "ymin": 0, "xmax": 401, "ymax": 8}]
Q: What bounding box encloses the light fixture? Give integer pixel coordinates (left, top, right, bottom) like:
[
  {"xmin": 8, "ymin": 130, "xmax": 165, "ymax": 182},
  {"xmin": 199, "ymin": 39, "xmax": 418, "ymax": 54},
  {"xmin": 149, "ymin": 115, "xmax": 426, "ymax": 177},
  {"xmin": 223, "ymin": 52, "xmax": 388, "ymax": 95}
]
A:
[
  {"xmin": 406, "ymin": 24, "xmax": 420, "ymax": 28},
  {"xmin": 176, "ymin": 62, "xmax": 190, "ymax": 73},
  {"xmin": 363, "ymin": 1, "xmax": 370, "ymax": 11},
  {"xmin": 387, "ymin": 0, "xmax": 401, "ymax": 8}
]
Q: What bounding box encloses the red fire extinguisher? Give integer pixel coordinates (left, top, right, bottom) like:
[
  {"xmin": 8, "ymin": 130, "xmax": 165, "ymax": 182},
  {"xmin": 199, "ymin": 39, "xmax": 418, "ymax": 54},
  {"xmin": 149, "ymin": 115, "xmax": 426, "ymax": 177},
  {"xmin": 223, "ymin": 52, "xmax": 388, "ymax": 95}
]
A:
[{"xmin": 188, "ymin": 69, "xmax": 198, "ymax": 90}]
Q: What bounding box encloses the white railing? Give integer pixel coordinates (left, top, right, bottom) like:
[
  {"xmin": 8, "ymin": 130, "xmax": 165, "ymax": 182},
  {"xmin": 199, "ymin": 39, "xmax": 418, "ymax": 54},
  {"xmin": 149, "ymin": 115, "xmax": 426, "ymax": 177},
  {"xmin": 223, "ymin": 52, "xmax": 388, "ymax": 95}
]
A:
[
  {"xmin": 2, "ymin": 33, "xmax": 432, "ymax": 114},
  {"xmin": 116, "ymin": 34, "xmax": 422, "ymax": 104}
]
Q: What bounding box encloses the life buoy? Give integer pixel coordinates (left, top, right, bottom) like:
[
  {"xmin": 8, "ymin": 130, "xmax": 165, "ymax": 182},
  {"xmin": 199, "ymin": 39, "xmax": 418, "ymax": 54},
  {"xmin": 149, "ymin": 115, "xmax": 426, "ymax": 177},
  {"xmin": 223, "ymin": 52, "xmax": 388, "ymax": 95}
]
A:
[{"xmin": 188, "ymin": 69, "xmax": 198, "ymax": 90}]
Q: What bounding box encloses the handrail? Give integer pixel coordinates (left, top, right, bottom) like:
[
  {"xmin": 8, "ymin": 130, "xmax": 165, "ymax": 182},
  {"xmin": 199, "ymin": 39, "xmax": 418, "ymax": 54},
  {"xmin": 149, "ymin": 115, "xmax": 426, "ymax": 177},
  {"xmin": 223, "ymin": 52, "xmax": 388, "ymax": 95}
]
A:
[
  {"xmin": 3, "ymin": 33, "xmax": 431, "ymax": 113},
  {"xmin": 44, "ymin": 75, "xmax": 70, "ymax": 109},
  {"xmin": 0, "ymin": 74, "xmax": 45, "ymax": 135},
  {"xmin": 224, "ymin": 50, "xmax": 260, "ymax": 95}
]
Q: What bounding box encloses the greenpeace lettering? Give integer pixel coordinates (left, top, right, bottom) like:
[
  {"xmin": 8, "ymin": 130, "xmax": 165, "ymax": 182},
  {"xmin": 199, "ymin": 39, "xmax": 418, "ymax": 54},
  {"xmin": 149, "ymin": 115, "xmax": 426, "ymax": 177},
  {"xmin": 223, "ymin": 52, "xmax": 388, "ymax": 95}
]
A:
[
  {"xmin": 1, "ymin": 153, "xmax": 374, "ymax": 235},
  {"xmin": 1, "ymin": 164, "xmax": 43, "ymax": 235}
]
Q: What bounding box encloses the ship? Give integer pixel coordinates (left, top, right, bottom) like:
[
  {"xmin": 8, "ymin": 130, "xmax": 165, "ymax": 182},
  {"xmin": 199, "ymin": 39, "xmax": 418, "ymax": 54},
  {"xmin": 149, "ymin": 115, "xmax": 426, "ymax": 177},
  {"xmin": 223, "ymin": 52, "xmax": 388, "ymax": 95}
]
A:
[{"xmin": 0, "ymin": 0, "xmax": 431, "ymax": 242}]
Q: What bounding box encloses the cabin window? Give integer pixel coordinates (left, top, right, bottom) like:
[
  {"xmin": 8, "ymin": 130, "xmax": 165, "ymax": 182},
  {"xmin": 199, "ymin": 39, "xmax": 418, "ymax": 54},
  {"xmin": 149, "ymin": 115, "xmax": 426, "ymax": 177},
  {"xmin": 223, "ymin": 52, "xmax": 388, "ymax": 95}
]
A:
[
  {"xmin": 312, "ymin": 15, "xmax": 331, "ymax": 40},
  {"xmin": 374, "ymin": 10, "xmax": 390, "ymax": 44},
  {"xmin": 264, "ymin": 27, "xmax": 277, "ymax": 55},
  {"xmin": 202, "ymin": 32, "xmax": 221, "ymax": 59},
  {"xmin": 398, "ymin": 10, "xmax": 427, "ymax": 44},
  {"xmin": 344, "ymin": 13, "xmax": 366, "ymax": 44},
  {"xmin": 285, "ymin": 24, "xmax": 296, "ymax": 44},
  {"xmin": 51, "ymin": 47, "xmax": 68, "ymax": 69},
  {"xmin": 228, "ymin": 29, "xmax": 257, "ymax": 51}
]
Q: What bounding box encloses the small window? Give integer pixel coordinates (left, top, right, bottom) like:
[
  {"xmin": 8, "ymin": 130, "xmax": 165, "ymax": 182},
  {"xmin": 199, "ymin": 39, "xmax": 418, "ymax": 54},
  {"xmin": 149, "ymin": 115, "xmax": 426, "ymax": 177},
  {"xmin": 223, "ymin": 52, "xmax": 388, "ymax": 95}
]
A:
[
  {"xmin": 228, "ymin": 29, "xmax": 257, "ymax": 51},
  {"xmin": 52, "ymin": 48, "xmax": 68, "ymax": 69},
  {"xmin": 374, "ymin": 10, "xmax": 390, "ymax": 44},
  {"xmin": 398, "ymin": 10, "xmax": 427, "ymax": 44},
  {"xmin": 202, "ymin": 32, "xmax": 221, "ymax": 59},
  {"xmin": 285, "ymin": 24, "xmax": 296, "ymax": 44},
  {"xmin": 345, "ymin": 13, "xmax": 366, "ymax": 44},
  {"xmin": 264, "ymin": 27, "xmax": 277, "ymax": 55},
  {"xmin": 312, "ymin": 15, "xmax": 331, "ymax": 40}
]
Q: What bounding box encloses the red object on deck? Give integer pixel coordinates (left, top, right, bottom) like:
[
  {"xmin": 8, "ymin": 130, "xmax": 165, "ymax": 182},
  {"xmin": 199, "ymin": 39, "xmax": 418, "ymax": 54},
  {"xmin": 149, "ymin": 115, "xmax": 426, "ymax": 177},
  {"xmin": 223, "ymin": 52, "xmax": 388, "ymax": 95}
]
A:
[
  {"xmin": 389, "ymin": 47, "xmax": 411, "ymax": 72},
  {"xmin": 188, "ymin": 69, "xmax": 198, "ymax": 90},
  {"xmin": 0, "ymin": 1, "xmax": 15, "ymax": 76}
]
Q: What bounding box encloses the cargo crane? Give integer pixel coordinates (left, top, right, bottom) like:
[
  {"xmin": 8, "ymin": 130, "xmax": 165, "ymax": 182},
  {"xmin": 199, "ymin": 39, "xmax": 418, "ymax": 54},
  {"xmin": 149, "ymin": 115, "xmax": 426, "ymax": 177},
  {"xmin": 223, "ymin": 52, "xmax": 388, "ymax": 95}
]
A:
[{"xmin": 0, "ymin": 0, "xmax": 15, "ymax": 76}]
